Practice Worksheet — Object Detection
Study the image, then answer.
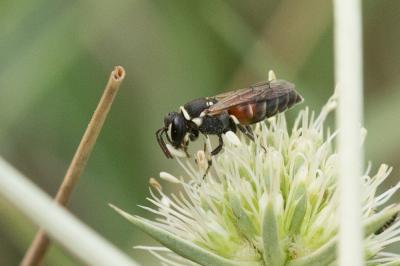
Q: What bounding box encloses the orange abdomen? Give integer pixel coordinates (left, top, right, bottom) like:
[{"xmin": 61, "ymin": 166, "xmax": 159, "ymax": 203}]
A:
[
  {"xmin": 227, "ymin": 90, "xmax": 302, "ymax": 125},
  {"xmin": 228, "ymin": 102, "xmax": 265, "ymax": 124}
]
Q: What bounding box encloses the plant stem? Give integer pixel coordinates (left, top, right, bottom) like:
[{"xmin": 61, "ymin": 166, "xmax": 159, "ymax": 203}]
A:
[
  {"xmin": 333, "ymin": 0, "xmax": 364, "ymax": 265},
  {"xmin": 21, "ymin": 66, "xmax": 126, "ymax": 266},
  {"xmin": 0, "ymin": 158, "xmax": 138, "ymax": 266}
]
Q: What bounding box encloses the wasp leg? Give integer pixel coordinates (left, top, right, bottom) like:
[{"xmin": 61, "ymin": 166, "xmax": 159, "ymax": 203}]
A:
[
  {"xmin": 245, "ymin": 125, "xmax": 267, "ymax": 152},
  {"xmin": 202, "ymin": 135, "xmax": 223, "ymax": 179},
  {"xmin": 245, "ymin": 125, "xmax": 254, "ymax": 137},
  {"xmin": 211, "ymin": 135, "xmax": 224, "ymax": 156},
  {"xmin": 238, "ymin": 124, "xmax": 267, "ymax": 152},
  {"xmin": 183, "ymin": 146, "xmax": 190, "ymax": 158},
  {"xmin": 202, "ymin": 146, "xmax": 212, "ymax": 180},
  {"xmin": 203, "ymin": 159, "xmax": 212, "ymax": 180},
  {"xmin": 237, "ymin": 124, "xmax": 255, "ymax": 142}
]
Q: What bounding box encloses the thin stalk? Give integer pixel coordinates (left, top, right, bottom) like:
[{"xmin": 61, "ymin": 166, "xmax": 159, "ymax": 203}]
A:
[
  {"xmin": 334, "ymin": 1, "xmax": 364, "ymax": 266},
  {"xmin": 21, "ymin": 66, "xmax": 126, "ymax": 266},
  {"xmin": 0, "ymin": 158, "xmax": 139, "ymax": 266}
]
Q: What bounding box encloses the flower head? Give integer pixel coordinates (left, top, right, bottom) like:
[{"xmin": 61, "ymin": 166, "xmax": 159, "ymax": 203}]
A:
[{"xmin": 113, "ymin": 95, "xmax": 400, "ymax": 266}]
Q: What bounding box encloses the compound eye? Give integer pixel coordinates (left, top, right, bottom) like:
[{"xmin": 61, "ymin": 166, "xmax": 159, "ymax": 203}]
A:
[
  {"xmin": 164, "ymin": 113, "xmax": 173, "ymax": 127},
  {"xmin": 164, "ymin": 111, "xmax": 179, "ymax": 128},
  {"xmin": 171, "ymin": 115, "xmax": 186, "ymax": 147}
]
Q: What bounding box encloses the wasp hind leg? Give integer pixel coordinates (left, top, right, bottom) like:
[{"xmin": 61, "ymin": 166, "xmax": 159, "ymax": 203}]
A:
[
  {"xmin": 237, "ymin": 124, "xmax": 255, "ymax": 142},
  {"xmin": 229, "ymin": 115, "xmax": 254, "ymax": 142},
  {"xmin": 237, "ymin": 124, "xmax": 267, "ymax": 152}
]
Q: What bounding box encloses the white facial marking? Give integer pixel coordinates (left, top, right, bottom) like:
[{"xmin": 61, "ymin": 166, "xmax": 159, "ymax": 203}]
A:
[
  {"xmin": 168, "ymin": 124, "xmax": 172, "ymax": 140},
  {"xmin": 192, "ymin": 117, "xmax": 203, "ymax": 126},
  {"xmin": 166, "ymin": 144, "xmax": 187, "ymax": 158},
  {"xmin": 180, "ymin": 106, "xmax": 191, "ymax": 120},
  {"xmin": 225, "ymin": 131, "xmax": 242, "ymax": 146},
  {"xmin": 230, "ymin": 115, "xmax": 240, "ymax": 125},
  {"xmin": 199, "ymin": 111, "xmax": 206, "ymax": 117}
]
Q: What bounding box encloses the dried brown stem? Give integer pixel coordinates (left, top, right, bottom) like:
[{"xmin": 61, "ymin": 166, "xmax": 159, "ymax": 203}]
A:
[{"xmin": 20, "ymin": 66, "xmax": 126, "ymax": 266}]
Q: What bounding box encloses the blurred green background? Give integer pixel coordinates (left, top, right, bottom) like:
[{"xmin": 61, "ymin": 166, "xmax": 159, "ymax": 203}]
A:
[{"xmin": 1, "ymin": 0, "xmax": 400, "ymax": 265}]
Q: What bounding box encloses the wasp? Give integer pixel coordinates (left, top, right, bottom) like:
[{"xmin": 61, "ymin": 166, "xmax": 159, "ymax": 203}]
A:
[{"xmin": 156, "ymin": 77, "xmax": 303, "ymax": 159}]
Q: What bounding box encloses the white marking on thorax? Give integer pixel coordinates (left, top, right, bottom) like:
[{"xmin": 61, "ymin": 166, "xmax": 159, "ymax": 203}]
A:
[
  {"xmin": 180, "ymin": 106, "xmax": 191, "ymax": 120},
  {"xmin": 192, "ymin": 117, "xmax": 203, "ymax": 126}
]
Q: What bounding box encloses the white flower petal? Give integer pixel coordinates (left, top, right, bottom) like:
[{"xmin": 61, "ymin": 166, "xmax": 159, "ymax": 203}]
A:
[
  {"xmin": 118, "ymin": 95, "xmax": 400, "ymax": 265},
  {"xmin": 224, "ymin": 131, "xmax": 242, "ymax": 146},
  {"xmin": 159, "ymin": 172, "xmax": 180, "ymax": 184}
]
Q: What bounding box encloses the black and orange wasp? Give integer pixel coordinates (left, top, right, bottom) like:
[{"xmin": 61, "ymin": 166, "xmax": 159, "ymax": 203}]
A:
[{"xmin": 156, "ymin": 77, "xmax": 303, "ymax": 159}]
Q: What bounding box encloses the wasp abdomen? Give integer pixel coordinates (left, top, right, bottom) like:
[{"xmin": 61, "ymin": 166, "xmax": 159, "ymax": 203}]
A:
[
  {"xmin": 267, "ymin": 90, "xmax": 303, "ymax": 117},
  {"xmin": 228, "ymin": 90, "xmax": 302, "ymax": 125},
  {"xmin": 227, "ymin": 103, "xmax": 262, "ymax": 124}
]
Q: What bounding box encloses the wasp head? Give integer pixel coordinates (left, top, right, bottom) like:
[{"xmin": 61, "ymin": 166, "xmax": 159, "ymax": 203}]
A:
[{"xmin": 156, "ymin": 112, "xmax": 187, "ymax": 158}]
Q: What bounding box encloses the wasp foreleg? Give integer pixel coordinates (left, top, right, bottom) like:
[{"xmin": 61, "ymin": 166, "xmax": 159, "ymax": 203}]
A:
[{"xmin": 182, "ymin": 145, "xmax": 190, "ymax": 158}]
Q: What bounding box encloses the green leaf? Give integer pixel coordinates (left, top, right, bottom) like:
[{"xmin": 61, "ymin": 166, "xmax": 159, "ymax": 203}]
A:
[
  {"xmin": 287, "ymin": 238, "xmax": 336, "ymax": 266},
  {"xmin": 110, "ymin": 204, "xmax": 260, "ymax": 266},
  {"xmin": 287, "ymin": 205, "xmax": 400, "ymax": 266},
  {"xmin": 229, "ymin": 192, "xmax": 257, "ymax": 238},
  {"xmin": 289, "ymin": 184, "xmax": 307, "ymax": 234},
  {"xmin": 262, "ymin": 196, "xmax": 285, "ymax": 266},
  {"xmin": 380, "ymin": 261, "xmax": 400, "ymax": 266}
]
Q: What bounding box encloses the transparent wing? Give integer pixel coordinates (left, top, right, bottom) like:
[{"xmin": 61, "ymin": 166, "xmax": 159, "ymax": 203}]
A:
[{"xmin": 207, "ymin": 80, "xmax": 294, "ymax": 115}]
